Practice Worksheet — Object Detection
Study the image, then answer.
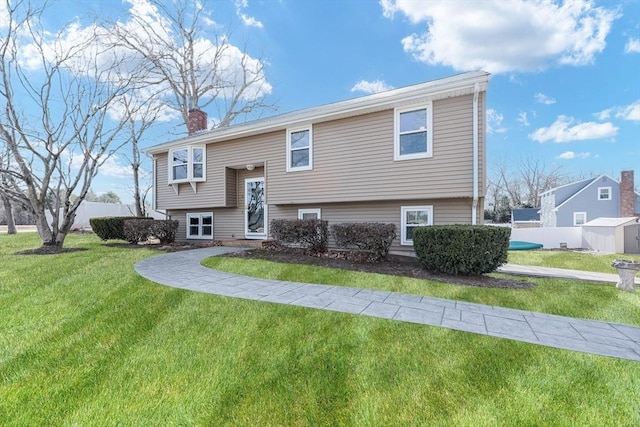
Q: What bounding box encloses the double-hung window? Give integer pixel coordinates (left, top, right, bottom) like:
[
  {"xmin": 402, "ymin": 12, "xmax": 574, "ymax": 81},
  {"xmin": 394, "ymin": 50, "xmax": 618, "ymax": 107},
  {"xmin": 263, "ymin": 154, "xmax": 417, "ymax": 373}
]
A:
[
  {"xmin": 298, "ymin": 208, "xmax": 321, "ymax": 220},
  {"xmin": 187, "ymin": 213, "xmax": 213, "ymax": 239},
  {"xmin": 401, "ymin": 206, "xmax": 433, "ymax": 245},
  {"xmin": 573, "ymin": 212, "xmax": 587, "ymax": 226},
  {"xmin": 169, "ymin": 146, "xmax": 206, "ymax": 183},
  {"xmin": 287, "ymin": 127, "xmax": 312, "ymax": 172},
  {"xmin": 394, "ymin": 103, "xmax": 433, "ymax": 160},
  {"xmin": 598, "ymin": 187, "xmax": 611, "ymax": 200}
]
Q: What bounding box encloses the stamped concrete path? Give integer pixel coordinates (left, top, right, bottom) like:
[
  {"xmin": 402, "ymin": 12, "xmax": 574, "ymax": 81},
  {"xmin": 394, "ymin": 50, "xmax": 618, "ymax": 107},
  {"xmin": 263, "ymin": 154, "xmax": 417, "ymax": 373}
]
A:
[{"xmin": 135, "ymin": 247, "xmax": 640, "ymax": 362}]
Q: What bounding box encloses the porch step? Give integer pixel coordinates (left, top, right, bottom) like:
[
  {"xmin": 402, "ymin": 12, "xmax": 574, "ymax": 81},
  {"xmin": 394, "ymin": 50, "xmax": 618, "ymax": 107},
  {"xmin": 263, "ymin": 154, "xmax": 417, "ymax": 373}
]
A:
[{"xmin": 218, "ymin": 239, "xmax": 272, "ymax": 248}]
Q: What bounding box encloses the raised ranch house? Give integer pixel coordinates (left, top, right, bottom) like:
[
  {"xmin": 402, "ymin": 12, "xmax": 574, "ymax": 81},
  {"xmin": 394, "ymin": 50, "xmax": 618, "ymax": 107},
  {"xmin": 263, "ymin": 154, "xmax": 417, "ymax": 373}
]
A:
[{"xmin": 146, "ymin": 71, "xmax": 490, "ymax": 254}]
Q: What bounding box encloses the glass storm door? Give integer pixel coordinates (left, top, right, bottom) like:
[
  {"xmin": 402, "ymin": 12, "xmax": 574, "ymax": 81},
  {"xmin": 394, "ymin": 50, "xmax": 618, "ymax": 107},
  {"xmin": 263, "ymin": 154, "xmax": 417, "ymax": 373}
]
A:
[{"xmin": 245, "ymin": 177, "xmax": 266, "ymax": 238}]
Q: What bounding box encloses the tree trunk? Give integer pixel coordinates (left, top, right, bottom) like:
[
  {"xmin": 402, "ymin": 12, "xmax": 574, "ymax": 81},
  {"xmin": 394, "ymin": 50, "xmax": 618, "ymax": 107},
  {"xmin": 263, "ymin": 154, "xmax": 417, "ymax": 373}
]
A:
[
  {"xmin": 132, "ymin": 163, "xmax": 144, "ymax": 217},
  {"xmin": 1, "ymin": 194, "xmax": 17, "ymax": 234}
]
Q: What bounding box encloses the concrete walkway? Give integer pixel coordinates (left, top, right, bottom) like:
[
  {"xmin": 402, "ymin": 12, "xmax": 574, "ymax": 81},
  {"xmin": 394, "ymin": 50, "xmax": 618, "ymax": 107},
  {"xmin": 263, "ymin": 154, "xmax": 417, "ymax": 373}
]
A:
[{"xmin": 134, "ymin": 247, "xmax": 640, "ymax": 362}]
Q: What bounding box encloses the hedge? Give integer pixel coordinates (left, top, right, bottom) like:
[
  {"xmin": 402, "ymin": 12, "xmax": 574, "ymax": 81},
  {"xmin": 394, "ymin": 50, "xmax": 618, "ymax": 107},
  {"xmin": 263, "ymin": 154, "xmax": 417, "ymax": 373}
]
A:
[
  {"xmin": 270, "ymin": 218, "xmax": 328, "ymax": 253},
  {"xmin": 412, "ymin": 225, "xmax": 511, "ymax": 275},
  {"xmin": 330, "ymin": 222, "xmax": 397, "ymax": 261}
]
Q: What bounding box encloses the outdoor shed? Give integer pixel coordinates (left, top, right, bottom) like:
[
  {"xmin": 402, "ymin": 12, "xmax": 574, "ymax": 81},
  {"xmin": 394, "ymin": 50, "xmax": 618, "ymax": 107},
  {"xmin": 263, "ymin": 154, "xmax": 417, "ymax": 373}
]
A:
[{"xmin": 581, "ymin": 217, "xmax": 638, "ymax": 254}]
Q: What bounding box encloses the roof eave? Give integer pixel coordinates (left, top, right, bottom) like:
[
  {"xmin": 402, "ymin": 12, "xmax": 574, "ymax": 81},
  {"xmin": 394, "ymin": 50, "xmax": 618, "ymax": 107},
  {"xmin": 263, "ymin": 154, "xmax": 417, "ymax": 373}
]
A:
[{"xmin": 144, "ymin": 70, "xmax": 490, "ymax": 155}]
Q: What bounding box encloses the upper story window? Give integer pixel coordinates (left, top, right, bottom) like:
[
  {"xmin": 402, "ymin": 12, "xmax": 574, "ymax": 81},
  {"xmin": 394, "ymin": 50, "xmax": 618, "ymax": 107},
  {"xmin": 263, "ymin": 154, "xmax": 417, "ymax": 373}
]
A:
[
  {"xmin": 394, "ymin": 103, "xmax": 433, "ymax": 161},
  {"xmin": 287, "ymin": 127, "xmax": 313, "ymax": 172},
  {"xmin": 169, "ymin": 146, "xmax": 206, "ymax": 183},
  {"xmin": 598, "ymin": 186, "xmax": 611, "ymax": 200}
]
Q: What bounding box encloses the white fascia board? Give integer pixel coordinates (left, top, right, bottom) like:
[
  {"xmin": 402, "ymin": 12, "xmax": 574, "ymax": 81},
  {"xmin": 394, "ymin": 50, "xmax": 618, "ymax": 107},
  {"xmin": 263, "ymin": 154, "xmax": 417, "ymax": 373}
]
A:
[{"xmin": 145, "ymin": 71, "xmax": 490, "ymax": 155}]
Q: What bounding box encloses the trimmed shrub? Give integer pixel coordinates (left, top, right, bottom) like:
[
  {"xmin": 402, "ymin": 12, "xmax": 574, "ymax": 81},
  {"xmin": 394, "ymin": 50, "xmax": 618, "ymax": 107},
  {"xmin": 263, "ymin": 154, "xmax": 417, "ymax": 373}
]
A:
[
  {"xmin": 89, "ymin": 216, "xmax": 138, "ymax": 241},
  {"xmin": 331, "ymin": 222, "xmax": 397, "ymax": 261},
  {"xmin": 150, "ymin": 220, "xmax": 179, "ymax": 244},
  {"xmin": 412, "ymin": 225, "xmax": 511, "ymax": 275},
  {"xmin": 123, "ymin": 218, "xmax": 155, "ymax": 244},
  {"xmin": 270, "ymin": 218, "xmax": 328, "ymax": 253},
  {"xmin": 123, "ymin": 219, "xmax": 179, "ymax": 244}
]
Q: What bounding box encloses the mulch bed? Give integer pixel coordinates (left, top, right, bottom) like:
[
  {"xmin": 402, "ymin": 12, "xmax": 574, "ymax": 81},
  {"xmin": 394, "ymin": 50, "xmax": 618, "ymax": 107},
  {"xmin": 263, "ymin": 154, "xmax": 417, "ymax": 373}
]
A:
[{"xmin": 221, "ymin": 247, "xmax": 535, "ymax": 289}]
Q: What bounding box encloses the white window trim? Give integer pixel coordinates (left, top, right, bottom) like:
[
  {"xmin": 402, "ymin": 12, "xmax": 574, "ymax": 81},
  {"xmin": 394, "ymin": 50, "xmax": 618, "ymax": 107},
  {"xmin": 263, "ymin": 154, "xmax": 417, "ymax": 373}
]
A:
[
  {"xmin": 286, "ymin": 126, "xmax": 313, "ymax": 172},
  {"xmin": 597, "ymin": 186, "xmax": 611, "ymax": 200},
  {"xmin": 401, "ymin": 205, "xmax": 433, "ymax": 245},
  {"xmin": 394, "ymin": 103, "xmax": 433, "ymax": 161},
  {"xmin": 168, "ymin": 146, "xmax": 207, "ymax": 184},
  {"xmin": 573, "ymin": 212, "xmax": 587, "ymax": 226},
  {"xmin": 298, "ymin": 208, "xmax": 321, "ymax": 219},
  {"xmin": 187, "ymin": 212, "xmax": 213, "ymax": 239}
]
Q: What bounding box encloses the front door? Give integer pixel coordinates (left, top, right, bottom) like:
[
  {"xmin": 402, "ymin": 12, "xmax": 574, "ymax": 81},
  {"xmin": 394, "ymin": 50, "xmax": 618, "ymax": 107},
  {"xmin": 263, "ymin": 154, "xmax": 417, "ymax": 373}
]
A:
[{"xmin": 245, "ymin": 177, "xmax": 266, "ymax": 238}]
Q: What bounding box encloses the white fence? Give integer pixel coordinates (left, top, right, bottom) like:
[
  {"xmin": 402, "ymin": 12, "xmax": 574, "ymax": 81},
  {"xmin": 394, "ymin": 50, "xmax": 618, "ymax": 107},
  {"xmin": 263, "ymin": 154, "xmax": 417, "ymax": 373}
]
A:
[
  {"xmin": 509, "ymin": 227, "xmax": 582, "ymax": 249},
  {"xmin": 46, "ymin": 201, "xmax": 165, "ymax": 230}
]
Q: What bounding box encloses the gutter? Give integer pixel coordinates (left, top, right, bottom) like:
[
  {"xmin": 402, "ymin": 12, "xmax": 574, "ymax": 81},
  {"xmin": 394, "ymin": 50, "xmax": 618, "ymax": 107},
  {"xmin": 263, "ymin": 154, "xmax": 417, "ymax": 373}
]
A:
[{"xmin": 472, "ymin": 82, "xmax": 480, "ymax": 225}]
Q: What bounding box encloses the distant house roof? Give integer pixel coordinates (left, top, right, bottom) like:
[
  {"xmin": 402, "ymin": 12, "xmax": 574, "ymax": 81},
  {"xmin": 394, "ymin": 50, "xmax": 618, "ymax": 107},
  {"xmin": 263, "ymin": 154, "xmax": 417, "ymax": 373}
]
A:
[{"xmin": 512, "ymin": 208, "xmax": 540, "ymax": 222}]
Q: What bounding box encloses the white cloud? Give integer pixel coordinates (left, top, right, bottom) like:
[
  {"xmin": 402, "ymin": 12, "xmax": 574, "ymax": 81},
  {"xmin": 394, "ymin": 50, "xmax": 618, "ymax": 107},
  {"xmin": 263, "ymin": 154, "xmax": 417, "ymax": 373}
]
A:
[
  {"xmin": 534, "ymin": 93, "xmax": 556, "ymax": 105},
  {"xmin": 517, "ymin": 112, "xmax": 530, "ymax": 127},
  {"xmin": 529, "ymin": 115, "xmax": 618, "ymax": 143},
  {"xmin": 615, "ymin": 100, "xmax": 640, "ymax": 121},
  {"xmin": 625, "ymin": 38, "xmax": 640, "ymax": 54},
  {"xmin": 382, "ymin": 0, "xmax": 619, "ymax": 73},
  {"xmin": 350, "ymin": 79, "xmax": 393, "ymax": 94},
  {"xmin": 596, "ymin": 100, "xmax": 640, "ymax": 122},
  {"xmin": 235, "ymin": 0, "xmax": 263, "ymax": 28},
  {"xmin": 99, "ymin": 156, "xmax": 134, "ymax": 179},
  {"xmin": 487, "ymin": 109, "xmax": 507, "ymax": 134},
  {"xmin": 595, "ymin": 108, "xmax": 611, "ymax": 120},
  {"xmin": 557, "ymin": 151, "xmax": 592, "ymax": 160}
]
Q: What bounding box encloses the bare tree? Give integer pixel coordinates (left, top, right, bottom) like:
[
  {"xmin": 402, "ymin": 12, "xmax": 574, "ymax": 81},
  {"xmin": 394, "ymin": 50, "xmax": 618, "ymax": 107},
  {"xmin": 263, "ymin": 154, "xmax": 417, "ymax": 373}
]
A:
[
  {"xmin": 116, "ymin": 95, "xmax": 161, "ymax": 216},
  {"xmin": 0, "ymin": 142, "xmax": 17, "ymax": 234},
  {"xmin": 109, "ymin": 0, "xmax": 273, "ymax": 131},
  {"xmin": 491, "ymin": 157, "xmax": 567, "ymax": 208},
  {"xmin": 0, "ymin": 1, "xmax": 136, "ymax": 249}
]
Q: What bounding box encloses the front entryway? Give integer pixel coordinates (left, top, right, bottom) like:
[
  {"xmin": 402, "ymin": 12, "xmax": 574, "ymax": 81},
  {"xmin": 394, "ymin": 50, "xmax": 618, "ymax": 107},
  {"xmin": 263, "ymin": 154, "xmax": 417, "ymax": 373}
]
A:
[{"xmin": 245, "ymin": 177, "xmax": 266, "ymax": 239}]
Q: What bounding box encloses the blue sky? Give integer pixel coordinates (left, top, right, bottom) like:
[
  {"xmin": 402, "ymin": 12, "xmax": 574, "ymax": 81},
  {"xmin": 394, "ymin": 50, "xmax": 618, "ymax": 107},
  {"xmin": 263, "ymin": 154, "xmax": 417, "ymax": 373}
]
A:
[{"xmin": 29, "ymin": 0, "xmax": 640, "ymax": 203}]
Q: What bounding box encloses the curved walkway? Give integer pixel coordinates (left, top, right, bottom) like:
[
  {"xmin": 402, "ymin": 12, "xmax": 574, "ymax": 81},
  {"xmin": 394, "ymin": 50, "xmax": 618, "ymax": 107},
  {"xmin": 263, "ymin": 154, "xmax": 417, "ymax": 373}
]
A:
[{"xmin": 135, "ymin": 247, "xmax": 640, "ymax": 362}]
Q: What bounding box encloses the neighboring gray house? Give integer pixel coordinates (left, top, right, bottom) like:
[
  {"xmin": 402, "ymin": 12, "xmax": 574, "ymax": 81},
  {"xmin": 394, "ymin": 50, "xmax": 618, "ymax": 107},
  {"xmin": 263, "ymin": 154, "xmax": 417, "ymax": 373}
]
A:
[
  {"xmin": 145, "ymin": 71, "xmax": 490, "ymax": 254},
  {"xmin": 539, "ymin": 171, "xmax": 640, "ymax": 227}
]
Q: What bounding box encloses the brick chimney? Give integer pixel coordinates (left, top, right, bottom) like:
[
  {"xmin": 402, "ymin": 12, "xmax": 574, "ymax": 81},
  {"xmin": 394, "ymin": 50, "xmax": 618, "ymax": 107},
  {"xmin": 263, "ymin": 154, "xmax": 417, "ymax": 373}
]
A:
[
  {"xmin": 620, "ymin": 170, "xmax": 635, "ymax": 217},
  {"xmin": 187, "ymin": 108, "xmax": 207, "ymax": 135}
]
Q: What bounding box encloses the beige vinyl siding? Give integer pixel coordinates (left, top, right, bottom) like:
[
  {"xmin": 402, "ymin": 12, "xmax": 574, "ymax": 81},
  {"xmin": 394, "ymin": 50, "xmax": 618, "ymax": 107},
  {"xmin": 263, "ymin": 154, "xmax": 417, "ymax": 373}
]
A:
[
  {"xmin": 224, "ymin": 168, "xmax": 237, "ymax": 207},
  {"xmin": 270, "ymin": 198, "xmax": 472, "ymax": 254},
  {"xmin": 154, "ymin": 92, "xmax": 485, "ymax": 210},
  {"xmin": 268, "ymin": 95, "xmax": 477, "ymax": 204},
  {"xmin": 155, "ymin": 132, "xmax": 282, "ymax": 210},
  {"xmin": 169, "ymin": 166, "xmax": 268, "ymax": 240}
]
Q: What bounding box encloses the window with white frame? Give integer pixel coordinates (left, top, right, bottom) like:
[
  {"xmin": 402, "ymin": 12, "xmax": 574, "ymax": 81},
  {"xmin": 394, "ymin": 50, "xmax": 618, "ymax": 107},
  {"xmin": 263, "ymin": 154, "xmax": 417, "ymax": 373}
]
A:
[
  {"xmin": 169, "ymin": 146, "xmax": 206, "ymax": 183},
  {"xmin": 394, "ymin": 103, "xmax": 433, "ymax": 161},
  {"xmin": 298, "ymin": 208, "xmax": 321, "ymax": 220},
  {"xmin": 287, "ymin": 127, "xmax": 312, "ymax": 171},
  {"xmin": 573, "ymin": 212, "xmax": 587, "ymax": 226},
  {"xmin": 401, "ymin": 206, "xmax": 433, "ymax": 245},
  {"xmin": 598, "ymin": 186, "xmax": 611, "ymax": 200},
  {"xmin": 187, "ymin": 213, "xmax": 213, "ymax": 239}
]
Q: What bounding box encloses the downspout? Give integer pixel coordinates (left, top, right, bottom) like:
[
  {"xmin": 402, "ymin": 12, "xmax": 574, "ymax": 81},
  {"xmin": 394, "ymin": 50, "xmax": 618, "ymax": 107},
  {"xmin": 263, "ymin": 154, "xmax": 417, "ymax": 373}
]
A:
[{"xmin": 472, "ymin": 82, "xmax": 480, "ymax": 225}]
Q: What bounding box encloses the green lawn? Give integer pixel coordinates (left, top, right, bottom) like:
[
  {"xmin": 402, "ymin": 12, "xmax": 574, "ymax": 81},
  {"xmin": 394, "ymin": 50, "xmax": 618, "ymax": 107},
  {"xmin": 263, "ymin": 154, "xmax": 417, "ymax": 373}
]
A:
[
  {"xmin": 507, "ymin": 250, "xmax": 640, "ymax": 273},
  {"xmin": 1, "ymin": 233, "xmax": 639, "ymax": 426}
]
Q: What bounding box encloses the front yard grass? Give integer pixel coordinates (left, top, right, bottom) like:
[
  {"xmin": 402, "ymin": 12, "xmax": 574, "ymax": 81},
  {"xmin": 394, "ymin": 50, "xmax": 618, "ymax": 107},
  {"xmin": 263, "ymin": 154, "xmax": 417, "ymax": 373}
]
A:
[{"xmin": 1, "ymin": 233, "xmax": 639, "ymax": 426}]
